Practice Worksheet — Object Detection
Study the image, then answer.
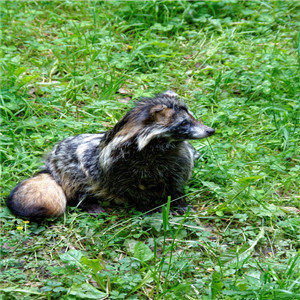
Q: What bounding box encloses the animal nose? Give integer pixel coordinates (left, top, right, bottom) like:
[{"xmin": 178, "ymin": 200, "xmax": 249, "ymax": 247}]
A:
[{"xmin": 206, "ymin": 127, "xmax": 215, "ymax": 136}]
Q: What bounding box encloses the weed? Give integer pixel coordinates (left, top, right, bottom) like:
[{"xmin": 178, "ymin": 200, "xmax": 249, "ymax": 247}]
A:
[{"xmin": 1, "ymin": 1, "xmax": 299, "ymax": 299}]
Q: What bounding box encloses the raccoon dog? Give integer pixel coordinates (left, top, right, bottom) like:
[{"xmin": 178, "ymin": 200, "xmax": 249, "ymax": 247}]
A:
[{"xmin": 7, "ymin": 91, "xmax": 215, "ymax": 219}]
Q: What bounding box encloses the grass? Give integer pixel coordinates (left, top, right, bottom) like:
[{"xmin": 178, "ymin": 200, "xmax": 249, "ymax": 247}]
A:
[{"xmin": 0, "ymin": 0, "xmax": 299, "ymax": 299}]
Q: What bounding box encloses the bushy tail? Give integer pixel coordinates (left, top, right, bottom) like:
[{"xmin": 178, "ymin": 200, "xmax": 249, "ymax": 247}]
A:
[{"xmin": 7, "ymin": 172, "xmax": 66, "ymax": 219}]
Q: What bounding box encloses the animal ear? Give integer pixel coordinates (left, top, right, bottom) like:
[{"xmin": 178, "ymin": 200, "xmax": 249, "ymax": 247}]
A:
[
  {"xmin": 150, "ymin": 104, "xmax": 167, "ymax": 115},
  {"xmin": 149, "ymin": 104, "xmax": 174, "ymax": 124}
]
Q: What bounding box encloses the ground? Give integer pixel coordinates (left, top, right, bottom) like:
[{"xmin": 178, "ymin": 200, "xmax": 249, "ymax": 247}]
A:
[{"xmin": 0, "ymin": 1, "xmax": 299, "ymax": 299}]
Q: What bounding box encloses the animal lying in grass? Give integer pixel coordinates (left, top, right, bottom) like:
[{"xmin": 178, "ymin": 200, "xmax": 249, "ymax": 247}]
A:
[{"xmin": 7, "ymin": 91, "xmax": 215, "ymax": 219}]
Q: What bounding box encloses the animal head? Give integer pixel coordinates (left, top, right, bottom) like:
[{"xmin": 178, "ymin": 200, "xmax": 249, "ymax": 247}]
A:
[
  {"xmin": 112, "ymin": 91, "xmax": 215, "ymax": 151},
  {"xmin": 100, "ymin": 91, "xmax": 215, "ymax": 169}
]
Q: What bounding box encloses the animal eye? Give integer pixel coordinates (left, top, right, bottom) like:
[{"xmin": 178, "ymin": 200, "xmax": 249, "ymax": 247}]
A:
[{"xmin": 180, "ymin": 120, "xmax": 189, "ymax": 127}]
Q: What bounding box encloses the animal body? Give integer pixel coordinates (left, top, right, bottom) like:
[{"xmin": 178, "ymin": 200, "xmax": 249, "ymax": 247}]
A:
[{"xmin": 7, "ymin": 91, "xmax": 215, "ymax": 219}]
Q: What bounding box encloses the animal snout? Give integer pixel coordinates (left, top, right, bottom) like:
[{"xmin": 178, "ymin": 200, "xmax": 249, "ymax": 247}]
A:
[{"xmin": 205, "ymin": 126, "xmax": 215, "ymax": 136}]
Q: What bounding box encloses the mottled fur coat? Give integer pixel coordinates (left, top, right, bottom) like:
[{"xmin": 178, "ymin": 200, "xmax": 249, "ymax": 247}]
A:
[{"xmin": 7, "ymin": 91, "xmax": 215, "ymax": 219}]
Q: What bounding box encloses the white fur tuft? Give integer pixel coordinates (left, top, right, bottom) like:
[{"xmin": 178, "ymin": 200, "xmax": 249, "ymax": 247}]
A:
[
  {"xmin": 137, "ymin": 127, "xmax": 168, "ymax": 151},
  {"xmin": 99, "ymin": 136, "xmax": 126, "ymax": 169},
  {"xmin": 163, "ymin": 91, "xmax": 178, "ymax": 98}
]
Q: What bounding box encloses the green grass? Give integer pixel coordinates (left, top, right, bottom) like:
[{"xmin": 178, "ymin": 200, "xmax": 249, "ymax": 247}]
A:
[{"xmin": 0, "ymin": 1, "xmax": 299, "ymax": 299}]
